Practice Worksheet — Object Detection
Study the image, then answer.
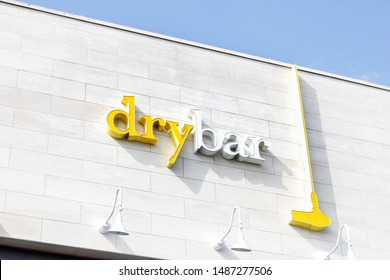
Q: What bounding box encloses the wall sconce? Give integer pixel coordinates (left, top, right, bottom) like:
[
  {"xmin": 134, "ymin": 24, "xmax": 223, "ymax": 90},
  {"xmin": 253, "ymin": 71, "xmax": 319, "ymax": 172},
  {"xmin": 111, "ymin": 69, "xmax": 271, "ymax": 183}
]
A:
[
  {"xmin": 213, "ymin": 206, "xmax": 251, "ymax": 252},
  {"xmin": 99, "ymin": 187, "xmax": 129, "ymax": 235},
  {"xmin": 324, "ymin": 224, "xmax": 355, "ymax": 260}
]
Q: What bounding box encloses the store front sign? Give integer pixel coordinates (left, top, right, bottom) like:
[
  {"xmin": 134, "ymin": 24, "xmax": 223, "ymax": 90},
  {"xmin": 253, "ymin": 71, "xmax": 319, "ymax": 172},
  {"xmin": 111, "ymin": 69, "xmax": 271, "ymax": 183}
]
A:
[
  {"xmin": 188, "ymin": 110, "xmax": 269, "ymax": 164},
  {"xmin": 107, "ymin": 96, "xmax": 269, "ymax": 168}
]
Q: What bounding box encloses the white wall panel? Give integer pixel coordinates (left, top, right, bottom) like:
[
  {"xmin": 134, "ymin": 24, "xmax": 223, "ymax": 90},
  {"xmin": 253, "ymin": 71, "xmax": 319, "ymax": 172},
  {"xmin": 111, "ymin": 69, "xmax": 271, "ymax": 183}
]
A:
[
  {"xmin": 0, "ymin": 65, "xmax": 17, "ymax": 87},
  {"xmin": 18, "ymin": 71, "xmax": 86, "ymax": 101},
  {"xmin": 0, "ymin": 0, "xmax": 389, "ymax": 260}
]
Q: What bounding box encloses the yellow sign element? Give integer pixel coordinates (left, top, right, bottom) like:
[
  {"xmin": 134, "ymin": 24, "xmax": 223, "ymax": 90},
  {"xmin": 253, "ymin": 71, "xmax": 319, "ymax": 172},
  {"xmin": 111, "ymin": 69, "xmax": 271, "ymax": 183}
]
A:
[
  {"xmin": 107, "ymin": 96, "xmax": 194, "ymax": 168},
  {"xmin": 289, "ymin": 65, "xmax": 331, "ymax": 231},
  {"xmin": 107, "ymin": 96, "xmax": 140, "ymax": 140},
  {"xmin": 164, "ymin": 121, "xmax": 194, "ymax": 168}
]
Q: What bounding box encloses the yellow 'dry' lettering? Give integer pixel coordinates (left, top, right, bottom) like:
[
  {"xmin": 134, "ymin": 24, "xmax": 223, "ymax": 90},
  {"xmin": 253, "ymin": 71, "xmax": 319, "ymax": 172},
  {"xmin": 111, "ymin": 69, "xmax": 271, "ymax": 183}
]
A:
[{"xmin": 107, "ymin": 96, "xmax": 194, "ymax": 168}]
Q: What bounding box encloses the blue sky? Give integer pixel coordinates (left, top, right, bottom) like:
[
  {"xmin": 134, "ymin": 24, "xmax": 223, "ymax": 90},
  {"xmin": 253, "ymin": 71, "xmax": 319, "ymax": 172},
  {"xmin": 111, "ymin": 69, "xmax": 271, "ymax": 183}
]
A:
[{"xmin": 23, "ymin": 0, "xmax": 390, "ymax": 86}]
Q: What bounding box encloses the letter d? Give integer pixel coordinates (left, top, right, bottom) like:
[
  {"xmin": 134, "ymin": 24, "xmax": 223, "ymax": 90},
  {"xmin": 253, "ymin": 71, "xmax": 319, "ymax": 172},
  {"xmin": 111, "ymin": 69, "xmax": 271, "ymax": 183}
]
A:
[{"xmin": 107, "ymin": 96, "xmax": 140, "ymax": 140}]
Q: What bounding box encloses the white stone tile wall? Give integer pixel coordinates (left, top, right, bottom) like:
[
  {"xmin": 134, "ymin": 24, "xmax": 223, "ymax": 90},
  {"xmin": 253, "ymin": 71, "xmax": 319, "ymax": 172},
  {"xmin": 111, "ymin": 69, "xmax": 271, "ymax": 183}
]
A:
[
  {"xmin": 0, "ymin": 1, "xmax": 389, "ymax": 260},
  {"xmin": 300, "ymin": 70, "xmax": 390, "ymax": 260}
]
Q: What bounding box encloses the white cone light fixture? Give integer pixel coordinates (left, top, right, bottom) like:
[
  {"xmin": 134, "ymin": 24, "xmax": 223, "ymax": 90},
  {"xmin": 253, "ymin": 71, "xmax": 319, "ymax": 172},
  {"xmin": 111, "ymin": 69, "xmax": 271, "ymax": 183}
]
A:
[
  {"xmin": 99, "ymin": 187, "xmax": 129, "ymax": 236},
  {"xmin": 231, "ymin": 228, "xmax": 251, "ymax": 252},
  {"xmin": 324, "ymin": 224, "xmax": 356, "ymax": 260},
  {"xmin": 213, "ymin": 206, "xmax": 251, "ymax": 252}
]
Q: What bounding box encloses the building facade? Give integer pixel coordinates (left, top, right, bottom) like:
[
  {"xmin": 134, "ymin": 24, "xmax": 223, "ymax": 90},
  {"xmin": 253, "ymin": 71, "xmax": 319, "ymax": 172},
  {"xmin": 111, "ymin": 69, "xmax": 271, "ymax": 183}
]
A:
[{"xmin": 0, "ymin": 0, "xmax": 390, "ymax": 259}]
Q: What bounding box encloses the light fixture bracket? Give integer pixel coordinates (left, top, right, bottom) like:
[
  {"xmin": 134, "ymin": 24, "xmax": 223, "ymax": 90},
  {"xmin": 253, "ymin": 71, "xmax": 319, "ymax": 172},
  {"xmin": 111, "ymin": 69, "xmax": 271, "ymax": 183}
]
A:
[{"xmin": 213, "ymin": 206, "xmax": 250, "ymax": 252}]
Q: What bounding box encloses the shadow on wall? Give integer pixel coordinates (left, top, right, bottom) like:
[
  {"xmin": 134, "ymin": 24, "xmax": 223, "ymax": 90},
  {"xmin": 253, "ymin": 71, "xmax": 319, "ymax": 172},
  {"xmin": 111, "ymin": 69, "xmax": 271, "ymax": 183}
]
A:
[
  {"xmin": 110, "ymin": 91, "xmax": 343, "ymax": 259},
  {"xmin": 0, "ymin": 223, "xmax": 9, "ymax": 238},
  {"xmin": 118, "ymin": 119, "xmax": 295, "ymax": 194},
  {"xmin": 297, "ymin": 76, "xmax": 345, "ymax": 259},
  {"xmin": 247, "ymin": 151, "xmax": 291, "ymax": 191}
]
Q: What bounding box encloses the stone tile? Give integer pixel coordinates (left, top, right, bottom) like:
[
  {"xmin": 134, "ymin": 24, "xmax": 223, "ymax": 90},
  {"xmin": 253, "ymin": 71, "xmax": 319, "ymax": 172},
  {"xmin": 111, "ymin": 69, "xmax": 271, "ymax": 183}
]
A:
[
  {"xmin": 0, "ymin": 85, "xmax": 51, "ymax": 113},
  {"xmin": 150, "ymin": 97, "xmax": 211, "ymax": 124},
  {"xmin": 6, "ymin": 191, "xmax": 80, "ymax": 223},
  {"xmin": 355, "ymin": 156, "xmax": 390, "ymax": 179},
  {"xmin": 375, "ymin": 143, "xmax": 390, "ymax": 162},
  {"xmin": 0, "ymin": 190, "xmax": 4, "ymax": 212},
  {"xmin": 86, "ymin": 84, "xmax": 150, "ymax": 113},
  {"xmin": 0, "ymin": 167, "xmax": 45, "ymax": 195},
  {"xmin": 251, "ymin": 250, "xmax": 304, "ymax": 260},
  {"xmin": 305, "ymin": 113, "xmax": 351, "ymax": 138},
  {"xmin": 181, "ymin": 87, "xmax": 240, "ymax": 114},
  {"xmin": 183, "ymin": 159, "xmax": 246, "ymax": 188},
  {"xmin": 48, "ymin": 135, "xmax": 117, "ymax": 165},
  {"xmin": 0, "ymin": 106, "xmax": 14, "ymax": 127},
  {"xmin": 116, "ymin": 232, "xmax": 186, "ymax": 259},
  {"xmin": 0, "ymin": 146, "xmax": 9, "ymax": 167},
  {"xmin": 245, "ymin": 170, "xmax": 306, "ymax": 198},
  {"xmin": 45, "ymin": 176, "xmax": 117, "ymax": 206},
  {"xmin": 82, "ymin": 161, "xmax": 150, "ymax": 191},
  {"xmin": 216, "ymin": 184, "xmax": 278, "ymax": 212},
  {"xmin": 184, "ymin": 199, "xmax": 248, "ymax": 225},
  {"xmin": 118, "ymin": 39, "xmax": 175, "ymax": 66},
  {"xmin": 53, "ymin": 60, "xmax": 118, "ymax": 89},
  {"xmin": 9, "ymin": 149, "xmax": 83, "ymax": 179},
  {"xmin": 0, "ymin": 65, "xmax": 17, "ymax": 87},
  {"xmin": 18, "ymin": 71, "xmax": 86, "ymax": 101},
  {"xmin": 265, "ymin": 139, "xmax": 302, "ymax": 161},
  {"xmin": 209, "ymin": 76, "xmax": 266, "ymax": 103},
  {"xmin": 360, "ymin": 192, "xmax": 390, "ymax": 214},
  {"xmin": 233, "ymin": 67, "xmax": 292, "ymax": 92},
  {"xmin": 367, "ymin": 230, "xmax": 390, "ymax": 251},
  {"xmin": 0, "ymin": 213, "xmax": 42, "ymax": 241},
  {"xmin": 14, "ymin": 109, "xmax": 84, "ymax": 139},
  {"xmin": 281, "ymin": 234, "xmax": 342, "ymax": 260},
  {"xmin": 350, "ymin": 122, "xmax": 390, "ymax": 146},
  {"xmin": 269, "ymin": 122, "xmax": 301, "ymax": 144},
  {"xmin": 0, "ymin": 48, "xmax": 53, "ymax": 75},
  {"xmin": 87, "ymin": 50, "xmax": 149, "ymax": 78},
  {"xmin": 310, "ymin": 148, "xmax": 354, "ymax": 172},
  {"xmin": 239, "ymin": 99, "xmax": 296, "ymax": 126},
  {"xmin": 315, "ymin": 183, "xmax": 362, "ymax": 208},
  {"xmin": 265, "ymin": 88, "xmax": 297, "ymax": 109},
  {"xmin": 21, "ymin": 35, "xmax": 87, "ymax": 64},
  {"xmin": 41, "ymin": 220, "xmax": 117, "ymax": 253},
  {"xmin": 273, "ymin": 157, "xmax": 305, "ymax": 179},
  {"xmin": 0, "ymin": 125, "xmax": 48, "ymax": 153},
  {"xmin": 212, "ymin": 152, "xmax": 274, "ymax": 174},
  {"xmin": 151, "ymin": 173, "xmax": 215, "ymax": 202},
  {"xmin": 211, "ymin": 110, "xmax": 269, "ymax": 138},
  {"xmin": 0, "ymin": 30, "xmax": 21, "ymax": 50},
  {"xmin": 363, "ymin": 209, "xmax": 390, "ymax": 232},
  {"xmin": 352, "ymin": 246, "xmax": 390, "ymax": 260},
  {"xmin": 117, "ymin": 146, "xmax": 184, "ymax": 177},
  {"xmin": 152, "ymin": 214, "xmax": 218, "ymax": 243},
  {"xmin": 119, "ymin": 74, "xmax": 180, "ymax": 101},
  {"xmin": 0, "ymin": 12, "xmax": 55, "ymax": 40},
  {"xmin": 121, "ymin": 189, "xmax": 185, "ymax": 218},
  {"xmin": 150, "ymin": 64, "xmax": 209, "ymax": 91},
  {"xmin": 312, "ymin": 164, "xmax": 386, "ymax": 194},
  {"xmin": 247, "ymin": 209, "xmax": 311, "ymax": 237},
  {"xmin": 55, "ymin": 26, "xmax": 118, "ymax": 54}
]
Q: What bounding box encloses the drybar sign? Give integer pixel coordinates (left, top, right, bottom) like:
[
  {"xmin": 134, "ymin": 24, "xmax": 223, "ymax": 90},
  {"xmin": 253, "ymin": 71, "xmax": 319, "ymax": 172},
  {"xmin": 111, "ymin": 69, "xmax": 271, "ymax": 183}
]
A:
[{"xmin": 107, "ymin": 96, "xmax": 269, "ymax": 168}]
